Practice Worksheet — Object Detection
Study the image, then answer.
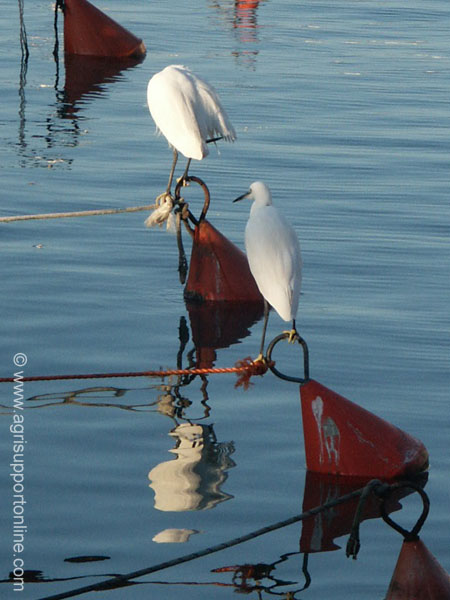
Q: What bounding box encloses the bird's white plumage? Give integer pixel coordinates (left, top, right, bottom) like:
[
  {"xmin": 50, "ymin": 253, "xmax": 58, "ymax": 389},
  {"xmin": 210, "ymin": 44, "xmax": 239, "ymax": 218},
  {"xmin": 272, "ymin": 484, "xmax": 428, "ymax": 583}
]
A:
[
  {"xmin": 147, "ymin": 65, "xmax": 236, "ymax": 160},
  {"xmin": 242, "ymin": 182, "xmax": 302, "ymax": 322}
]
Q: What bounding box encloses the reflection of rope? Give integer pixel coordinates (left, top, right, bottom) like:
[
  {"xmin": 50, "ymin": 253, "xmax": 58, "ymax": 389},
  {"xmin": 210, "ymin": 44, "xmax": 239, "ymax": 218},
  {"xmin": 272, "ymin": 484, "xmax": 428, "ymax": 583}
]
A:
[
  {"xmin": 18, "ymin": 0, "xmax": 29, "ymax": 61},
  {"xmin": 34, "ymin": 485, "xmax": 368, "ymax": 600},
  {"xmin": 0, "ymin": 358, "xmax": 269, "ymax": 385},
  {"xmin": 34, "ymin": 478, "xmax": 428, "ymax": 600}
]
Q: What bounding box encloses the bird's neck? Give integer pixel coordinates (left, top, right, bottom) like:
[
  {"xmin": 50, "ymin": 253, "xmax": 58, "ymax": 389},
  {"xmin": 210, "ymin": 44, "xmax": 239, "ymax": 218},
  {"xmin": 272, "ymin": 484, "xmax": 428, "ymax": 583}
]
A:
[{"xmin": 250, "ymin": 196, "xmax": 272, "ymax": 216}]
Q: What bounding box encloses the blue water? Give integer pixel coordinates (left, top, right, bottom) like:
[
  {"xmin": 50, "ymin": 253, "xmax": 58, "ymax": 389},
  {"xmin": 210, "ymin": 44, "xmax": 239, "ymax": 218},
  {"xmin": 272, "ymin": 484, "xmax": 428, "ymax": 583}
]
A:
[{"xmin": 1, "ymin": 0, "xmax": 449, "ymax": 598}]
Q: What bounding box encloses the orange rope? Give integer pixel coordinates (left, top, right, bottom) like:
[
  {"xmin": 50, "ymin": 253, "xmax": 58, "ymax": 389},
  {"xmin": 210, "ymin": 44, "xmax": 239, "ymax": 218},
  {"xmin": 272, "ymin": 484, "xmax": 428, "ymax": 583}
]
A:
[{"xmin": 0, "ymin": 358, "xmax": 270, "ymax": 388}]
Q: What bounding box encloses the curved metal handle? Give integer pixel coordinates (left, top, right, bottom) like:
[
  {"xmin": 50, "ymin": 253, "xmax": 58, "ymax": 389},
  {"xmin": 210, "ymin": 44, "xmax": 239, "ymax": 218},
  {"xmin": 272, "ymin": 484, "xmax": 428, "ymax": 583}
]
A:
[
  {"xmin": 174, "ymin": 175, "xmax": 210, "ymax": 224},
  {"xmin": 266, "ymin": 332, "xmax": 310, "ymax": 383},
  {"xmin": 380, "ymin": 482, "xmax": 430, "ymax": 540}
]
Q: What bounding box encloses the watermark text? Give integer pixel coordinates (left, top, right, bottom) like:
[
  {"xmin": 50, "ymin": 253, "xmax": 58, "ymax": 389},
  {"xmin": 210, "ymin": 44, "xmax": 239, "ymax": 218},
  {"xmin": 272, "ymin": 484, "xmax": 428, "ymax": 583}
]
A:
[{"xmin": 10, "ymin": 354, "xmax": 28, "ymax": 592}]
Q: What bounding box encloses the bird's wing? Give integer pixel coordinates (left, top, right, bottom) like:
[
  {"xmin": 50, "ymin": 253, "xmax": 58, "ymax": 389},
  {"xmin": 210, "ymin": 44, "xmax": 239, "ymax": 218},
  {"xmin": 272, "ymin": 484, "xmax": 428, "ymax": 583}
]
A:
[
  {"xmin": 147, "ymin": 66, "xmax": 207, "ymax": 160},
  {"xmin": 188, "ymin": 72, "xmax": 236, "ymax": 143},
  {"xmin": 245, "ymin": 207, "xmax": 302, "ymax": 322}
]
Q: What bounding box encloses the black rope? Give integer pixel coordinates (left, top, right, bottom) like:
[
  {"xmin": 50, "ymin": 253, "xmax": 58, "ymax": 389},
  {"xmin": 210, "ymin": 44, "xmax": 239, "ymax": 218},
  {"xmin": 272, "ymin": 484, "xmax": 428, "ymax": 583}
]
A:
[
  {"xmin": 346, "ymin": 479, "xmax": 384, "ymax": 559},
  {"xmin": 346, "ymin": 478, "xmax": 430, "ymax": 559},
  {"xmin": 176, "ymin": 210, "xmax": 188, "ymax": 284}
]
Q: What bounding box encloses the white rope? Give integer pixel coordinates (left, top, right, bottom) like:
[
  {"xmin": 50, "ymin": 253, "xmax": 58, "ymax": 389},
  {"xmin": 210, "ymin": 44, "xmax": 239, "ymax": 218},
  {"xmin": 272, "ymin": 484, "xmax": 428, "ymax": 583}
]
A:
[{"xmin": 0, "ymin": 204, "xmax": 156, "ymax": 223}]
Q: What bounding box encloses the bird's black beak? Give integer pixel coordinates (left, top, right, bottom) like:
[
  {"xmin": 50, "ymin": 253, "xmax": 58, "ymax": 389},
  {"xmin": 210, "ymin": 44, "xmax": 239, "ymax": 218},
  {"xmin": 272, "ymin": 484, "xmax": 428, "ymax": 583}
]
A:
[{"xmin": 233, "ymin": 191, "xmax": 249, "ymax": 203}]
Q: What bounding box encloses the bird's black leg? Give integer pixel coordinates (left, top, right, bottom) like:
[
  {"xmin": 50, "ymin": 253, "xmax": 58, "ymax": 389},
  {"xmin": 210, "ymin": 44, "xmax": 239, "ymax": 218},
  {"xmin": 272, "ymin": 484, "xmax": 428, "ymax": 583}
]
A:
[
  {"xmin": 256, "ymin": 299, "xmax": 270, "ymax": 361},
  {"xmin": 286, "ymin": 319, "xmax": 299, "ymax": 343},
  {"xmin": 166, "ymin": 148, "xmax": 178, "ymax": 195},
  {"xmin": 181, "ymin": 158, "xmax": 192, "ymax": 184}
]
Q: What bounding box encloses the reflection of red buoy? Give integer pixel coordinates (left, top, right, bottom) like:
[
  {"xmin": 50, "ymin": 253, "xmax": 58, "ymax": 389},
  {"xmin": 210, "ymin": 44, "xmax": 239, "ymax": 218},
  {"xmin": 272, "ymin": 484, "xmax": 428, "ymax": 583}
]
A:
[
  {"xmin": 386, "ymin": 538, "xmax": 450, "ymax": 599},
  {"xmin": 63, "ymin": 0, "xmax": 146, "ymax": 58},
  {"xmin": 300, "ymin": 380, "xmax": 429, "ymax": 478},
  {"xmin": 184, "ymin": 220, "xmax": 264, "ymax": 304},
  {"xmin": 63, "ymin": 54, "xmax": 145, "ymax": 117},
  {"xmin": 186, "ymin": 300, "xmax": 264, "ymax": 368},
  {"xmin": 299, "ymin": 471, "xmax": 410, "ymax": 553}
]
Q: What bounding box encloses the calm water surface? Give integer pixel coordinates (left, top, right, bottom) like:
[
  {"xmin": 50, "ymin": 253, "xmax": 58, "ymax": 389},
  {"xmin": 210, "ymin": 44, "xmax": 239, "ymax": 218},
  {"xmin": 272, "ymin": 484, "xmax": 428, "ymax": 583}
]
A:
[{"xmin": 1, "ymin": 1, "xmax": 449, "ymax": 598}]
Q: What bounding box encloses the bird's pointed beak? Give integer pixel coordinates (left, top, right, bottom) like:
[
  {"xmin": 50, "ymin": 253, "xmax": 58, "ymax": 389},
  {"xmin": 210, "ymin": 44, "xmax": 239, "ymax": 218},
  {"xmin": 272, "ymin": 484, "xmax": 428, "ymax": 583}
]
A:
[{"xmin": 233, "ymin": 191, "xmax": 250, "ymax": 203}]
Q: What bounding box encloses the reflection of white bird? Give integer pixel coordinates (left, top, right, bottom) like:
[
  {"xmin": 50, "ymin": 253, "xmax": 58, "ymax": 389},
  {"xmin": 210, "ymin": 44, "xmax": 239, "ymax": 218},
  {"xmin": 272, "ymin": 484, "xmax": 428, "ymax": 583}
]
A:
[
  {"xmin": 147, "ymin": 65, "xmax": 236, "ymax": 199},
  {"xmin": 234, "ymin": 181, "xmax": 302, "ymax": 360}
]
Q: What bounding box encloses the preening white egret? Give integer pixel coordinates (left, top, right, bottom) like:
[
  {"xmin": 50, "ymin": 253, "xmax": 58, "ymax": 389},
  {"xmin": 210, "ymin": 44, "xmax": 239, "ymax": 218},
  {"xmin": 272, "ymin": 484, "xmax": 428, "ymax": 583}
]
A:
[
  {"xmin": 234, "ymin": 181, "xmax": 302, "ymax": 360},
  {"xmin": 147, "ymin": 65, "xmax": 236, "ymax": 200}
]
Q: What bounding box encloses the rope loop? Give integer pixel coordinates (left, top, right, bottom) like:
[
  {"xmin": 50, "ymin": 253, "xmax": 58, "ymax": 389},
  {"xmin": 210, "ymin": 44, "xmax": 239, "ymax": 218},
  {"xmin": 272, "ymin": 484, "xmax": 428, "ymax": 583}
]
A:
[{"xmin": 266, "ymin": 332, "xmax": 309, "ymax": 383}]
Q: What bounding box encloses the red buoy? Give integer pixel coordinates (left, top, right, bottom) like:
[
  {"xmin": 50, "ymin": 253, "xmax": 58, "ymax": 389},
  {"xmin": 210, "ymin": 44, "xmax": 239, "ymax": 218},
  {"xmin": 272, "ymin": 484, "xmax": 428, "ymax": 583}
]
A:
[
  {"xmin": 300, "ymin": 380, "xmax": 429, "ymax": 478},
  {"xmin": 184, "ymin": 220, "xmax": 264, "ymax": 304},
  {"xmin": 63, "ymin": 0, "xmax": 146, "ymax": 58},
  {"xmin": 386, "ymin": 538, "xmax": 450, "ymax": 599}
]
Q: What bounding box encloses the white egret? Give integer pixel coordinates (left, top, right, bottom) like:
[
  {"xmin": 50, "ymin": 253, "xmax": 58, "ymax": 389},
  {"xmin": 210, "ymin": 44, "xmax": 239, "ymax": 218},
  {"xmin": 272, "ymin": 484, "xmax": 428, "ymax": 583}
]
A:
[
  {"xmin": 234, "ymin": 181, "xmax": 302, "ymax": 360},
  {"xmin": 147, "ymin": 65, "xmax": 236, "ymax": 200}
]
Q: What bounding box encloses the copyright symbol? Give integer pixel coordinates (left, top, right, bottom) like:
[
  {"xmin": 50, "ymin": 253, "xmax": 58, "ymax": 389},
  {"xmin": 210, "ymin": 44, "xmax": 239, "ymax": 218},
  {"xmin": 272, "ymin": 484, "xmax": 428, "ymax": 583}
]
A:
[{"xmin": 13, "ymin": 353, "xmax": 28, "ymax": 367}]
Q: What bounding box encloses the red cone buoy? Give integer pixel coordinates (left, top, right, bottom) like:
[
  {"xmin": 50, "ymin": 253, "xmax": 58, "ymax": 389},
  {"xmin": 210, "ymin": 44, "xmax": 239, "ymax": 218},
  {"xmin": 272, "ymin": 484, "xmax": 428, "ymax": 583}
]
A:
[
  {"xmin": 63, "ymin": 0, "xmax": 146, "ymax": 58},
  {"xmin": 184, "ymin": 220, "xmax": 264, "ymax": 304},
  {"xmin": 386, "ymin": 538, "xmax": 450, "ymax": 599},
  {"xmin": 300, "ymin": 380, "xmax": 429, "ymax": 478}
]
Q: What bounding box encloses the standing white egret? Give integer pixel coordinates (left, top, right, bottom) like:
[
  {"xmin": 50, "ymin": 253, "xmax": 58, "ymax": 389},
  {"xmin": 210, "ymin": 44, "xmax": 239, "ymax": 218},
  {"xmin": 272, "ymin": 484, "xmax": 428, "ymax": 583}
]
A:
[
  {"xmin": 147, "ymin": 65, "xmax": 236, "ymax": 200},
  {"xmin": 234, "ymin": 181, "xmax": 302, "ymax": 360}
]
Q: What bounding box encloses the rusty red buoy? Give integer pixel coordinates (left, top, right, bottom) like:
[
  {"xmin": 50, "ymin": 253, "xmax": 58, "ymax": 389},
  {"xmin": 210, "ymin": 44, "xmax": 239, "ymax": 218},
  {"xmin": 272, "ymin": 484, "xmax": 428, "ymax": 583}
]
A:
[
  {"xmin": 178, "ymin": 177, "xmax": 264, "ymax": 305},
  {"xmin": 184, "ymin": 219, "xmax": 264, "ymax": 304},
  {"xmin": 63, "ymin": 0, "xmax": 146, "ymax": 58},
  {"xmin": 386, "ymin": 538, "xmax": 450, "ymax": 599},
  {"xmin": 300, "ymin": 379, "xmax": 429, "ymax": 479}
]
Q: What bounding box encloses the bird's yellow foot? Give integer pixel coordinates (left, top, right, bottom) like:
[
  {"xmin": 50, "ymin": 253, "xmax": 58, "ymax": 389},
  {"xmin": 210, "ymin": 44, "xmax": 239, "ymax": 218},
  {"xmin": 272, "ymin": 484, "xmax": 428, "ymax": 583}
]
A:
[
  {"xmin": 253, "ymin": 353, "xmax": 267, "ymax": 365},
  {"xmin": 283, "ymin": 329, "xmax": 299, "ymax": 343},
  {"xmin": 176, "ymin": 176, "xmax": 190, "ymax": 187}
]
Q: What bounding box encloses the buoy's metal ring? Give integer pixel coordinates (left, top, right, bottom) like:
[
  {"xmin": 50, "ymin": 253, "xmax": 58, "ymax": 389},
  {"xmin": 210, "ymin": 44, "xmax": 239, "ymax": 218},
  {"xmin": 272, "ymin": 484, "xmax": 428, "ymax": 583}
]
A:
[
  {"xmin": 266, "ymin": 333, "xmax": 310, "ymax": 384},
  {"xmin": 174, "ymin": 175, "xmax": 210, "ymax": 224},
  {"xmin": 380, "ymin": 482, "xmax": 430, "ymax": 540}
]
